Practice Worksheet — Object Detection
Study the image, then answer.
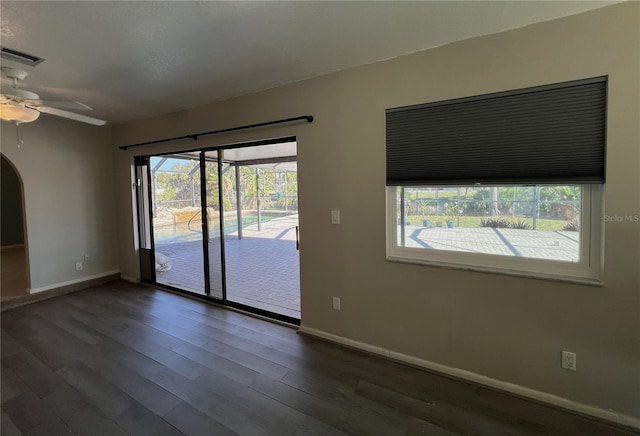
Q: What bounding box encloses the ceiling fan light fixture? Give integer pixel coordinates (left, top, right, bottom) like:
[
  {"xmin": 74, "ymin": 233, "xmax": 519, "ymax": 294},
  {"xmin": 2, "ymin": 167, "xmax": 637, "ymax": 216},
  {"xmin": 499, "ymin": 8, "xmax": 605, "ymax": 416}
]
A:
[{"xmin": 0, "ymin": 102, "xmax": 40, "ymax": 124}]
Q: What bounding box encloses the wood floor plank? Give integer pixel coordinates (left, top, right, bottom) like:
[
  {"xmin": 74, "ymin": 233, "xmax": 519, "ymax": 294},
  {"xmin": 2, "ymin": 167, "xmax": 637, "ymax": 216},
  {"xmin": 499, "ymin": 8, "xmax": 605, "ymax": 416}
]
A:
[
  {"xmin": 79, "ymin": 352, "xmax": 184, "ymax": 417},
  {"xmin": 23, "ymin": 311, "xmax": 198, "ymax": 417},
  {"xmin": 101, "ymin": 286, "xmax": 314, "ymax": 362},
  {"xmin": 115, "ymin": 402, "xmax": 184, "ymax": 436},
  {"xmin": 90, "ymin": 335, "xmax": 169, "ymax": 376},
  {"xmin": 307, "ymin": 338, "xmax": 561, "ymax": 433},
  {"xmin": 250, "ymin": 372, "xmax": 406, "ymax": 436},
  {"xmin": 42, "ymin": 385, "xmax": 129, "ymax": 436},
  {"xmin": 14, "ymin": 299, "xmax": 290, "ymax": 434},
  {"xmin": 190, "ymin": 340, "xmax": 448, "ymax": 431},
  {"xmin": 57, "ymin": 361, "xmax": 135, "ymax": 416},
  {"xmin": 163, "ymin": 306, "xmax": 313, "ymax": 356},
  {"xmin": 43, "ymin": 303, "xmax": 200, "ymax": 380},
  {"xmin": 404, "ymin": 417, "xmax": 461, "ymax": 436},
  {"xmin": 49, "ymin": 296, "xmax": 196, "ymax": 358},
  {"xmin": 56, "ymin": 361, "xmax": 183, "ymax": 436},
  {"xmin": 101, "ymin": 289, "xmax": 375, "ymax": 390},
  {"xmin": 0, "ymin": 312, "xmax": 39, "ymax": 340},
  {"xmin": 195, "ymin": 368, "xmax": 349, "ymax": 436},
  {"xmin": 2, "ymin": 324, "xmax": 76, "ymax": 373},
  {"xmin": 148, "ymin": 367, "xmax": 285, "ymax": 436},
  {"xmin": 114, "ymin": 287, "xmax": 304, "ymax": 352},
  {"xmin": 0, "ymin": 331, "xmax": 24, "ymax": 360},
  {"xmin": 312, "ymin": 339, "xmax": 628, "ymax": 436},
  {"xmin": 91, "ymin": 324, "xmax": 208, "ymax": 380},
  {"xmin": 1, "ymin": 351, "xmax": 69, "ymax": 398},
  {"xmin": 355, "ymin": 378, "xmax": 537, "ymax": 436},
  {"xmin": 1, "ymin": 368, "xmax": 26, "ymax": 405},
  {"xmin": 196, "ymin": 338, "xmax": 290, "ymax": 380},
  {"xmin": 278, "ymin": 366, "xmax": 459, "ymax": 435},
  {"xmin": 137, "ymin": 289, "xmax": 301, "ymax": 343},
  {"xmin": 1, "ymin": 389, "xmax": 75, "ymax": 436},
  {"xmin": 115, "ymin": 291, "xmax": 439, "ymax": 402},
  {"xmin": 2, "ymin": 281, "xmax": 637, "ymax": 436},
  {"xmin": 30, "ymin": 301, "xmax": 106, "ymax": 346},
  {"xmin": 0, "ymin": 410, "xmax": 23, "ymax": 436},
  {"xmin": 163, "ymin": 401, "xmax": 238, "ymax": 436},
  {"xmin": 171, "ymin": 342, "xmax": 261, "ymax": 386}
]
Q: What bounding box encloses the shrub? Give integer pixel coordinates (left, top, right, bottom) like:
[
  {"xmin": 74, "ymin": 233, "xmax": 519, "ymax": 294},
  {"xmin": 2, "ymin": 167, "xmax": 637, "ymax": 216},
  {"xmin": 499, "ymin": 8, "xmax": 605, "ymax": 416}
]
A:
[
  {"xmin": 480, "ymin": 218, "xmax": 512, "ymax": 228},
  {"xmin": 562, "ymin": 220, "xmax": 580, "ymax": 232},
  {"xmin": 480, "ymin": 218, "xmax": 532, "ymax": 230},
  {"xmin": 511, "ymin": 220, "xmax": 532, "ymax": 230}
]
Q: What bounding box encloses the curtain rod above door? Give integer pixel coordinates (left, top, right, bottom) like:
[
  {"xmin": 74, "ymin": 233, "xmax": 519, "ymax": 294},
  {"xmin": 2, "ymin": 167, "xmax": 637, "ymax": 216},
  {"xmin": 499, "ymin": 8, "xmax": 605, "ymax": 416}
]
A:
[{"xmin": 119, "ymin": 115, "xmax": 314, "ymax": 151}]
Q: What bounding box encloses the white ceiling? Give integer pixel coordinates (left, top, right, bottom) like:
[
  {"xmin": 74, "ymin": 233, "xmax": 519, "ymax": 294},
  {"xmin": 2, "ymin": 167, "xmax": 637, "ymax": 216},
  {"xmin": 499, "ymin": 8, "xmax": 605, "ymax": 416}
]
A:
[{"xmin": 0, "ymin": 1, "xmax": 618, "ymax": 126}]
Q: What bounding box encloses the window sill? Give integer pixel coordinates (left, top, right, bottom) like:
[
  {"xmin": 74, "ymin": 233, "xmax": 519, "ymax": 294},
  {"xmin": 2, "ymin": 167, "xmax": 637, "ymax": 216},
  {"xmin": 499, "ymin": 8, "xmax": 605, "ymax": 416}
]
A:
[{"xmin": 386, "ymin": 254, "xmax": 604, "ymax": 287}]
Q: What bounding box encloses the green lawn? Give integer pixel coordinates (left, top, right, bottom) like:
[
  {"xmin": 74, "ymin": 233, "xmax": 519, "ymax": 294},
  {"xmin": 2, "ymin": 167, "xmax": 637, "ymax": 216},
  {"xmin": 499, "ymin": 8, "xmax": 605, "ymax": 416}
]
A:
[
  {"xmin": 406, "ymin": 215, "xmax": 571, "ymax": 231},
  {"xmin": 402, "ymin": 190, "xmax": 459, "ymax": 200}
]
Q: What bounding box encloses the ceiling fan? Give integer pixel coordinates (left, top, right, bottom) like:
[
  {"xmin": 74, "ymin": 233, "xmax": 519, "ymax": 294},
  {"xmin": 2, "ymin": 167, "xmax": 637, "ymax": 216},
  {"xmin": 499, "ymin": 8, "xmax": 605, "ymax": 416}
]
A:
[{"xmin": 0, "ymin": 67, "xmax": 106, "ymax": 126}]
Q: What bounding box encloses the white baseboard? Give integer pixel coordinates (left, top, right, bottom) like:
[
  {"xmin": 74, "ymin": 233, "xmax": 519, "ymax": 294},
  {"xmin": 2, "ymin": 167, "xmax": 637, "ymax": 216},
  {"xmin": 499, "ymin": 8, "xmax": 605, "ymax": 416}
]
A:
[
  {"xmin": 29, "ymin": 269, "xmax": 121, "ymax": 294},
  {"xmin": 298, "ymin": 325, "xmax": 640, "ymax": 430},
  {"xmin": 120, "ymin": 275, "xmax": 140, "ymax": 284}
]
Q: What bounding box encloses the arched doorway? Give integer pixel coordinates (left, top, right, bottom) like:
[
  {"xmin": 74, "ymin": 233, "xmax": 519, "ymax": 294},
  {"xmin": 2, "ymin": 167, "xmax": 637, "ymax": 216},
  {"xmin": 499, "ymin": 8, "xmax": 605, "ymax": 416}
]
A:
[{"xmin": 1, "ymin": 153, "xmax": 29, "ymax": 301}]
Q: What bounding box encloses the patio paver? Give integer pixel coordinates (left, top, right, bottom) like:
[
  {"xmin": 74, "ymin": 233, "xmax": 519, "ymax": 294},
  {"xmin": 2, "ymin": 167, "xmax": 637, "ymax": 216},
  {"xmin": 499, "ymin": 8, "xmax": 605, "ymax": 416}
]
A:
[
  {"xmin": 403, "ymin": 225, "xmax": 580, "ymax": 262},
  {"xmin": 155, "ymin": 215, "xmax": 300, "ymax": 319}
]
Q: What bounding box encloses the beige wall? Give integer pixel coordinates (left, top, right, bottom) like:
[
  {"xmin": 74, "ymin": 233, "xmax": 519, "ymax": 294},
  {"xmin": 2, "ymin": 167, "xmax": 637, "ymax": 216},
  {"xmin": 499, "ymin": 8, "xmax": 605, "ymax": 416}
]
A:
[
  {"xmin": 1, "ymin": 116, "xmax": 118, "ymax": 290},
  {"xmin": 113, "ymin": 3, "xmax": 640, "ymax": 420}
]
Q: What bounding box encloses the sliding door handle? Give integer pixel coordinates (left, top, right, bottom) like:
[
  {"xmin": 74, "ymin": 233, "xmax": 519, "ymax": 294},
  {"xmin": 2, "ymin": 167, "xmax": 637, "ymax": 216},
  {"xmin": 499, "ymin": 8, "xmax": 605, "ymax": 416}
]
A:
[{"xmin": 295, "ymin": 226, "xmax": 300, "ymax": 251}]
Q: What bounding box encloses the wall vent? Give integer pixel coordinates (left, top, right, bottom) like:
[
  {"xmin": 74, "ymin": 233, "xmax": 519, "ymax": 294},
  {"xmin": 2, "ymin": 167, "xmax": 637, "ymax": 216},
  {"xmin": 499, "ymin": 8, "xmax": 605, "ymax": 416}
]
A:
[{"xmin": 0, "ymin": 47, "xmax": 45, "ymax": 66}]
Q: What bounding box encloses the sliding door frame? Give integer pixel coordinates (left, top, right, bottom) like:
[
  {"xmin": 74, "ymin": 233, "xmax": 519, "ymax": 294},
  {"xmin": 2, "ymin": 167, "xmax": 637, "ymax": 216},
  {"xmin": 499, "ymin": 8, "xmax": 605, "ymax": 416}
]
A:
[
  {"xmin": 199, "ymin": 151, "xmax": 212, "ymax": 298},
  {"xmin": 134, "ymin": 136, "xmax": 300, "ymax": 325},
  {"xmin": 134, "ymin": 156, "xmax": 156, "ymax": 283}
]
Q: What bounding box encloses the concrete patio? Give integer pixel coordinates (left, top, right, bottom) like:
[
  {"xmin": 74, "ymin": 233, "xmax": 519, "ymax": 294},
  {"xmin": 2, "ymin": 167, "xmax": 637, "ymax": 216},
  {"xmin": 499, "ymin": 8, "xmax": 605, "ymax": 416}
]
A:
[
  {"xmin": 154, "ymin": 215, "xmax": 300, "ymax": 319},
  {"xmin": 402, "ymin": 225, "xmax": 580, "ymax": 262}
]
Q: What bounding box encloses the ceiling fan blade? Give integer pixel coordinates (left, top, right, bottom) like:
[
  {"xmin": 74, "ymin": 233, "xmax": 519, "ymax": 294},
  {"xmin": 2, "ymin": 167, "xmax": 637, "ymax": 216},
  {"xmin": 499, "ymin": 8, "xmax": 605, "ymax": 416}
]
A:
[
  {"xmin": 35, "ymin": 106, "xmax": 106, "ymax": 126},
  {"xmin": 33, "ymin": 100, "xmax": 93, "ymax": 111},
  {"xmin": 1, "ymin": 85, "xmax": 39, "ymax": 100}
]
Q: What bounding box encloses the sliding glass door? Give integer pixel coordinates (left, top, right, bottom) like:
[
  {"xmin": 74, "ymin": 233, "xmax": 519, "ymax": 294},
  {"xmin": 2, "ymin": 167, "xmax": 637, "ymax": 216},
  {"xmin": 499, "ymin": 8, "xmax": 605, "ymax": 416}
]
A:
[
  {"xmin": 150, "ymin": 154, "xmax": 206, "ymax": 294},
  {"xmin": 136, "ymin": 140, "xmax": 301, "ymax": 323},
  {"xmin": 223, "ymin": 146, "xmax": 300, "ymax": 319}
]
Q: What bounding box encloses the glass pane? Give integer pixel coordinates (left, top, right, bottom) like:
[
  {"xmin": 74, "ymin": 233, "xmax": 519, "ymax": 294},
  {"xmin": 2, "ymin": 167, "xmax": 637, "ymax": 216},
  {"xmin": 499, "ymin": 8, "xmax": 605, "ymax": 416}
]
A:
[
  {"xmin": 205, "ymin": 151, "xmax": 223, "ymax": 300},
  {"xmin": 151, "ymin": 154, "xmax": 206, "ymax": 294},
  {"xmin": 398, "ymin": 185, "xmax": 581, "ymax": 262},
  {"xmin": 224, "ymin": 143, "xmax": 300, "ymax": 319}
]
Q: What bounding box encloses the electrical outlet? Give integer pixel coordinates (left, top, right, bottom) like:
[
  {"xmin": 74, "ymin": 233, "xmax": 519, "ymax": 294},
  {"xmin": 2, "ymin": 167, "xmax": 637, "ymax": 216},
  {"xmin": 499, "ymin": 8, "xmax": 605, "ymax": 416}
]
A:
[
  {"xmin": 75, "ymin": 262, "xmax": 83, "ymax": 271},
  {"xmin": 84, "ymin": 254, "xmax": 91, "ymax": 261},
  {"xmin": 331, "ymin": 209, "xmax": 340, "ymax": 225},
  {"xmin": 561, "ymin": 351, "xmax": 576, "ymax": 371},
  {"xmin": 332, "ymin": 297, "xmax": 341, "ymax": 310}
]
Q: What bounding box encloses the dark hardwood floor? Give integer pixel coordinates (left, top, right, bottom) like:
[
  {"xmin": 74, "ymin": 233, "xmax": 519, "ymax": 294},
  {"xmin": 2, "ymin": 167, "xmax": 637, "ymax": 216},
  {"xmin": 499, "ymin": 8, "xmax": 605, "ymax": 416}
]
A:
[{"xmin": 1, "ymin": 281, "xmax": 636, "ymax": 435}]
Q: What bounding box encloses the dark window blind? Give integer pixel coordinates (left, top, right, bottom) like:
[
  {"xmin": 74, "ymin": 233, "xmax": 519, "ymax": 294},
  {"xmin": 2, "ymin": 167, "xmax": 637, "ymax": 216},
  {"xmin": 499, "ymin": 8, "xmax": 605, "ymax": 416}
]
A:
[{"xmin": 386, "ymin": 76, "xmax": 607, "ymax": 186}]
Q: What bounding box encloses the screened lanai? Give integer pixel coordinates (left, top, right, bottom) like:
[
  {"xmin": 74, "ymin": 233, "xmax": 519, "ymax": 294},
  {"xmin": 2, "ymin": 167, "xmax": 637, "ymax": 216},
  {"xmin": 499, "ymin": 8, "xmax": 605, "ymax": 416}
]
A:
[{"xmin": 141, "ymin": 141, "xmax": 300, "ymax": 321}]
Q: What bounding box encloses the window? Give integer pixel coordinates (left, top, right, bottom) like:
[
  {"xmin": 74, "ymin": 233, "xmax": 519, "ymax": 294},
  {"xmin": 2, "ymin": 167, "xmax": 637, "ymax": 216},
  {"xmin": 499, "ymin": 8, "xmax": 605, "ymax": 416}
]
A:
[
  {"xmin": 386, "ymin": 185, "xmax": 602, "ymax": 283},
  {"xmin": 385, "ymin": 77, "xmax": 606, "ymax": 283}
]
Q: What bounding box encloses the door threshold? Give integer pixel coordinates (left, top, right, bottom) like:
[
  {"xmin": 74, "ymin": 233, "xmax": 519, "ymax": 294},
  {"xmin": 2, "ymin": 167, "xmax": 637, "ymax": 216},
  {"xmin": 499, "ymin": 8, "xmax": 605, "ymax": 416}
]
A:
[{"xmin": 140, "ymin": 281, "xmax": 300, "ymax": 328}]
